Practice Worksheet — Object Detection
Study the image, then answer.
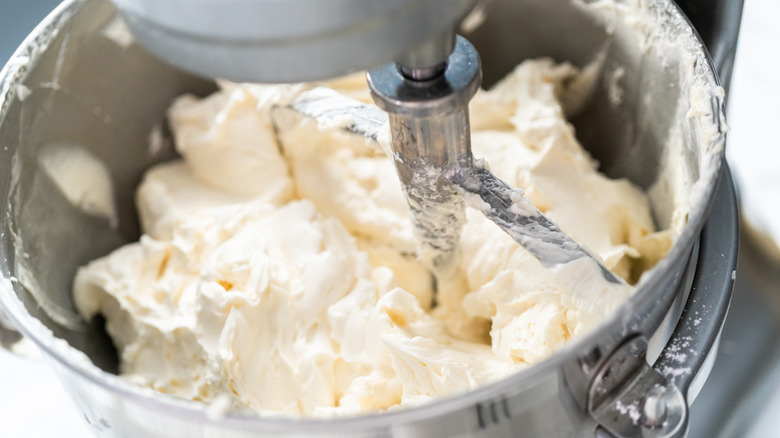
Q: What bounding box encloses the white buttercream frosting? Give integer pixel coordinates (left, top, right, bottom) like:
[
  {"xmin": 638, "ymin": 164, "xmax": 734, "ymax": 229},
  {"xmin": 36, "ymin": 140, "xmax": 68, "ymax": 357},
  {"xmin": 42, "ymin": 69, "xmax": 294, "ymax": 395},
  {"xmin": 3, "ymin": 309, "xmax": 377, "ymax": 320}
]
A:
[{"xmin": 73, "ymin": 59, "xmax": 672, "ymax": 416}]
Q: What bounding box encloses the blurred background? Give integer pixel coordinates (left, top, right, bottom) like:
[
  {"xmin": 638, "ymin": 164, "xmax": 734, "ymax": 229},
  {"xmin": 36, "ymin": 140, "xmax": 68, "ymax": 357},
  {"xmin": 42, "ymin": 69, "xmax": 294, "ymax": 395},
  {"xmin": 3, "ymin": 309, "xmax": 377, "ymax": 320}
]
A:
[{"xmin": 1, "ymin": 0, "xmax": 778, "ymax": 436}]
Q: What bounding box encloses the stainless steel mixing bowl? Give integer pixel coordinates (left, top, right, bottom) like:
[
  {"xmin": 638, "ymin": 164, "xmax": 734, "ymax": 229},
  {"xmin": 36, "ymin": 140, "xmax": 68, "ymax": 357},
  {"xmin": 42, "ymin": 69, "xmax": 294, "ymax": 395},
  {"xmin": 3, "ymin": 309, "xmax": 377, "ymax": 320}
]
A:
[{"xmin": 0, "ymin": 0, "xmax": 737, "ymax": 437}]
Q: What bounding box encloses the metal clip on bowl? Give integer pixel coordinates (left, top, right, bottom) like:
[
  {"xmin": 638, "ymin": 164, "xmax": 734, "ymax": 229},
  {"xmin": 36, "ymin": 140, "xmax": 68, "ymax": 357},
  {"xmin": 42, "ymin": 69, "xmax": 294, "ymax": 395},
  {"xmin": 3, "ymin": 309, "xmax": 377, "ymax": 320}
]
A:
[{"xmin": 589, "ymin": 169, "xmax": 737, "ymax": 438}]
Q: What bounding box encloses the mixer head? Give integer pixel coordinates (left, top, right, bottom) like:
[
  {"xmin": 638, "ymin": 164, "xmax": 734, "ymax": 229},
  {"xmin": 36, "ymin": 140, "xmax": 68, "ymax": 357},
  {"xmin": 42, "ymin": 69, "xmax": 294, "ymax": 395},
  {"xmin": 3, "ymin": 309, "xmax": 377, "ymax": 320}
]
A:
[{"xmin": 110, "ymin": 0, "xmax": 478, "ymax": 83}]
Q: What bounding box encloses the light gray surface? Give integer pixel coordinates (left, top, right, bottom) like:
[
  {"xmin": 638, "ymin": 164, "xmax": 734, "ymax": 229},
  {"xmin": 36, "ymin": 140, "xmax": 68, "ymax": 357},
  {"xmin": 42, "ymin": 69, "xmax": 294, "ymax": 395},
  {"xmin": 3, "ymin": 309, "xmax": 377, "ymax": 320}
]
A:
[{"xmin": 726, "ymin": 0, "xmax": 780, "ymax": 249}]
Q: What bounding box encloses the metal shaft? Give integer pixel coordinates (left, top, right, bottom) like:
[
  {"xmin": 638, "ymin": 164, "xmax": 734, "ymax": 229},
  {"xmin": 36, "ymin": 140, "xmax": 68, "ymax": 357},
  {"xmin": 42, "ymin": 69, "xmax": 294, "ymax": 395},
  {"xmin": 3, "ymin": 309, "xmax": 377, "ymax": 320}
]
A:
[
  {"xmin": 367, "ymin": 36, "xmax": 481, "ymax": 273},
  {"xmin": 387, "ymin": 110, "xmax": 471, "ymax": 271}
]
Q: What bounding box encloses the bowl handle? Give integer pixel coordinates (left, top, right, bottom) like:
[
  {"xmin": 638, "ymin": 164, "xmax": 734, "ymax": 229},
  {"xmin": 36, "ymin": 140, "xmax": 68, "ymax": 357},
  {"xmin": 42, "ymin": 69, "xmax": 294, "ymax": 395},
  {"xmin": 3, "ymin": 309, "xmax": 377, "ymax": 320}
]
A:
[
  {"xmin": 588, "ymin": 166, "xmax": 738, "ymax": 438},
  {"xmin": 675, "ymin": 0, "xmax": 744, "ymax": 92}
]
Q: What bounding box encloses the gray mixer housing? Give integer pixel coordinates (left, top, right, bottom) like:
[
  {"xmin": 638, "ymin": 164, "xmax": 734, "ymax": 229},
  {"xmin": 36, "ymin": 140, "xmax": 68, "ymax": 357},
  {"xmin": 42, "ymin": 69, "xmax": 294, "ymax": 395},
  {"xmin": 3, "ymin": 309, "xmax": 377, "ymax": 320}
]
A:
[{"xmin": 111, "ymin": 0, "xmax": 478, "ymax": 83}]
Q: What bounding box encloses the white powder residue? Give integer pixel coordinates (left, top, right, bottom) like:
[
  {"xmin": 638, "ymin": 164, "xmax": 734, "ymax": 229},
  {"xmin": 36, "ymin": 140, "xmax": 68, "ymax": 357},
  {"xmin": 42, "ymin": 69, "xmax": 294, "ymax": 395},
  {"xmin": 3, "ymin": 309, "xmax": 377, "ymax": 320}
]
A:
[
  {"xmin": 15, "ymin": 84, "xmax": 31, "ymax": 101},
  {"xmin": 615, "ymin": 400, "xmax": 642, "ymax": 423},
  {"xmin": 661, "ymin": 365, "xmax": 692, "ymax": 378},
  {"xmin": 607, "ymin": 66, "xmax": 625, "ymax": 106},
  {"xmin": 100, "ymin": 16, "xmax": 135, "ymax": 48}
]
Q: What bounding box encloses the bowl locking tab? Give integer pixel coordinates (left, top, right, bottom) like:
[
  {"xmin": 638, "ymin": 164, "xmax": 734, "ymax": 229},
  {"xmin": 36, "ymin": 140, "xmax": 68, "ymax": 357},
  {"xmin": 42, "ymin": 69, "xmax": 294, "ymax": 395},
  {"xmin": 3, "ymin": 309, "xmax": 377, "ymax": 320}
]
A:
[{"xmin": 588, "ymin": 336, "xmax": 688, "ymax": 438}]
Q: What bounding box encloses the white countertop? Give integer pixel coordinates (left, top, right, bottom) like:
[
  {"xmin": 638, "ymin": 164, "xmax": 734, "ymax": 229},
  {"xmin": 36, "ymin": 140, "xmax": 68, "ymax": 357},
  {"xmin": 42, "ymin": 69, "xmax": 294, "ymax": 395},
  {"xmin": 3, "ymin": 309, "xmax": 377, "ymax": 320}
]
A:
[
  {"xmin": 1, "ymin": 0, "xmax": 779, "ymax": 437},
  {"xmin": 725, "ymin": 2, "xmax": 780, "ymax": 436},
  {"xmin": 726, "ymin": 0, "xmax": 780, "ymax": 248},
  {"xmin": 0, "ymin": 346, "xmax": 91, "ymax": 436}
]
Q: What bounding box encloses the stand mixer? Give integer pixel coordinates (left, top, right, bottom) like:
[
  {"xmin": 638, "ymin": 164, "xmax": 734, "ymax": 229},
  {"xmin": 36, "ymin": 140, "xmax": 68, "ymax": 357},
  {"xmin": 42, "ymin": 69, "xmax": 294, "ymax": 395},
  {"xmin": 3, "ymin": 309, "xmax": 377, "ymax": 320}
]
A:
[
  {"xmin": 111, "ymin": 0, "xmax": 625, "ymax": 285},
  {"xmin": 0, "ymin": 0, "xmax": 741, "ymax": 437}
]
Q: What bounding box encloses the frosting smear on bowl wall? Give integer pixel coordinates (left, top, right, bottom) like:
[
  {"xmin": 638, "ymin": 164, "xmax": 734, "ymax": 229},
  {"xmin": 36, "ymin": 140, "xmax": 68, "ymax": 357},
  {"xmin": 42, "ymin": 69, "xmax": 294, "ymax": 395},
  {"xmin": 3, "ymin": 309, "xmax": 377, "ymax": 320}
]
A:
[{"xmin": 73, "ymin": 59, "xmax": 677, "ymax": 417}]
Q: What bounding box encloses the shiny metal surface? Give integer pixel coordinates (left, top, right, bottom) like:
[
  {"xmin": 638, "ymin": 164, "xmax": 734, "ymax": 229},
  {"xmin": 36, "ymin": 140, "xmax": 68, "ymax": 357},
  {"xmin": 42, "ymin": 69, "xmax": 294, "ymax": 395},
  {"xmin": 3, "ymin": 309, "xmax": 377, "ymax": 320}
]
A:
[
  {"xmin": 0, "ymin": 0, "xmax": 735, "ymax": 437},
  {"xmin": 396, "ymin": 29, "xmax": 456, "ymax": 75},
  {"xmin": 589, "ymin": 336, "xmax": 688, "ymax": 437},
  {"xmin": 369, "ymin": 36, "xmax": 626, "ymax": 280},
  {"xmin": 368, "ymin": 36, "xmax": 480, "ymax": 272},
  {"xmin": 110, "ymin": 0, "xmax": 477, "ymax": 83},
  {"xmin": 447, "ymin": 166, "xmax": 622, "ymax": 283}
]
